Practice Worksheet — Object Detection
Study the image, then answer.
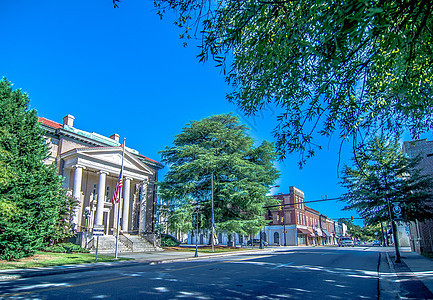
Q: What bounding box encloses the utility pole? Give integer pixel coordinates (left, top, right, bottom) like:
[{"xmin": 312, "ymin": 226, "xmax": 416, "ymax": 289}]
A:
[
  {"xmin": 282, "ymin": 204, "xmax": 286, "ymax": 246},
  {"xmin": 385, "ymin": 182, "xmax": 401, "ymax": 263},
  {"xmin": 211, "ymin": 172, "xmax": 215, "ymax": 252}
]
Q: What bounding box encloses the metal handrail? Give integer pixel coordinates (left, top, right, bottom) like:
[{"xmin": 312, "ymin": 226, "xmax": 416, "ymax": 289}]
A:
[
  {"xmin": 118, "ymin": 232, "xmax": 133, "ymax": 251},
  {"xmin": 86, "ymin": 237, "xmax": 94, "ymax": 249},
  {"xmin": 139, "ymin": 232, "xmax": 161, "ymax": 248}
]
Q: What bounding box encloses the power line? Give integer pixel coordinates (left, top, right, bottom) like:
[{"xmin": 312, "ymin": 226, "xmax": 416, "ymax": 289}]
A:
[{"xmin": 264, "ymin": 197, "xmax": 342, "ymax": 209}]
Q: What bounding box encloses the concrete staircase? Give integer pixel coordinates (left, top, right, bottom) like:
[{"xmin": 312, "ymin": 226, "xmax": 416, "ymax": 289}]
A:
[
  {"xmin": 87, "ymin": 234, "xmax": 161, "ymax": 253},
  {"xmin": 88, "ymin": 235, "xmax": 130, "ymax": 253},
  {"xmin": 123, "ymin": 234, "xmax": 162, "ymax": 252}
]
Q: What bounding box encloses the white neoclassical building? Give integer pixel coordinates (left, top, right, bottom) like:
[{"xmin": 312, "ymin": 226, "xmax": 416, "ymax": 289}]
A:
[{"xmin": 39, "ymin": 114, "xmax": 163, "ymax": 250}]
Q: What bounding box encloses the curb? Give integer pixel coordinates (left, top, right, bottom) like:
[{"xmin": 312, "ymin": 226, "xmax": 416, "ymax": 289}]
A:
[
  {"xmin": 0, "ymin": 248, "xmax": 277, "ymax": 281},
  {"xmin": 378, "ymin": 251, "xmax": 400, "ymax": 300}
]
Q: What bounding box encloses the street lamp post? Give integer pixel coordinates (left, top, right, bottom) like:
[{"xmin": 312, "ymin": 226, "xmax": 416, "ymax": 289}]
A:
[
  {"xmin": 83, "ymin": 207, "xmax": 90, "ymax": 248},
  {"xmin": 194, "ymin": 203, "xmax": 200, "ymax": 258}
]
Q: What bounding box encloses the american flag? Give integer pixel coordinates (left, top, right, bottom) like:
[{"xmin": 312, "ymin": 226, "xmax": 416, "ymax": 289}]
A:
[{"xmin": 112, "ymin": 171, "xmax": 123, "ymax": 205}]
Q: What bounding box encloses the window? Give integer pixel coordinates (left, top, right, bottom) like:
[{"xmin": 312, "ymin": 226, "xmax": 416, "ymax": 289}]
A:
[
  {"xmin": 105, "ymin": 186, "xmax": 110, "ymax": 202},
  {"xmin": 92, "ymin": 184, "xmax": 97, "ymax": 201},
  {"xmin": 274, "ymin": 232, "xmax": 280, "ymax": 244}
]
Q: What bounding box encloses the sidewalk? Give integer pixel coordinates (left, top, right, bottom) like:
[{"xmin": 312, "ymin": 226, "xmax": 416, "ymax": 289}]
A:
[
  {"xmin": 379, "ymin": 247, "xmax": 433, "ymax": 299},
  {"xmin": 0, "ymin": 248, "xmax": 273, "ymax": 281},
  {"xmin": 399, "ymin": 249, "xmax": 433, "ymax": 294}
]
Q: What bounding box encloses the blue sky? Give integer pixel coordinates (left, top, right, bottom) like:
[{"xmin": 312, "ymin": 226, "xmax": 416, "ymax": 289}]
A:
[{"xmin": 2, "ymin": 1, "xmax": 361, "ymax": 224}]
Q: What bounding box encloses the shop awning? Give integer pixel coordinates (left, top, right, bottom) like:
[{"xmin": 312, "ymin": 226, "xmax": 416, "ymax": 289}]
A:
[
  {"xmin": 297, "ymin": 228, "xmax": 315, "ymax": 236},
  {"xmin": 315, "ymin": 229, "xmax": 323, "ymax": 237},
  {"xmin": 323, "ymin": 229, "xmax": 332, "ymax": 237}
]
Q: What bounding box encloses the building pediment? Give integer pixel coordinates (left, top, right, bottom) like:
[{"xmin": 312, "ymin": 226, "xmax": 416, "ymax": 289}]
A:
[{"xmin": 61, "ymin": 147, "xmax": 154, "ymax": 181}]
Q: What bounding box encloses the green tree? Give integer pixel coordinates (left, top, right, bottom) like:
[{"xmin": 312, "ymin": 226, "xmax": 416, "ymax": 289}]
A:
[
  {"xmin": 159, "ymin": 114, "xmax": 279, "ymax": 240},
  {"xmin": 362, "ymin": 223, "xmax": 383, "ymax": 242},
  {"xmin": 0, "ymin": 78, "xmax": 76, "ymax": 260},
  {"xmin": 339, "ymin": 218, "xmax": 382, "ymax": 242},
  {"xmin": 157, "ymin": 202, "xmax": 194, "ymax": 239},
  {"xmin": 340, "ymin": 137, "xmax": 433, "ymax": 225},
  {"xmin": 151, "ymin": 0, "xmax": 433, "ymax": 165}
]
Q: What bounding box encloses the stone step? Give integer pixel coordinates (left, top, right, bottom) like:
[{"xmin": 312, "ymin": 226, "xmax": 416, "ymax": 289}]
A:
[
  {"xmin": 87, "ymin": 235, "xmax": 131, "ymax": 253},
  {"xmin": 123, "ymin": 234, "xmax": 162, "ymax": 252},
  {"xmin": 87, "ymin": 234, "xmax": 161, "ymax": 253}
]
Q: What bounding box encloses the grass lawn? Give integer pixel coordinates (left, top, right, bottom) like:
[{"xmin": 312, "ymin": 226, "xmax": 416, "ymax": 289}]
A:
[
  {"xmin": 164, "ymin": 245, "xmax": 255, "ymax": 253},
  {"xmin": 0, "ymin": 252, "xmax": 130, "ymax": 270}
]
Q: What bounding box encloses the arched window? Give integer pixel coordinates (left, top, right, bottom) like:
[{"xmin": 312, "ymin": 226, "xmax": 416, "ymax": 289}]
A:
[{"xmin": 274, "ymin": 232, "xmax": 280, "ymax": 245}]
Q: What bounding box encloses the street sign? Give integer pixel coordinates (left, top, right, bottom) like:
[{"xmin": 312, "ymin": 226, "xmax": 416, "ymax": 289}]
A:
[
  {"xmin": 392, "ymin": 202, "xmax": 403, "ymax": 221},
  {"xmin": 93, "ymin": 226, "xmax": 104, "ymax": 236}
]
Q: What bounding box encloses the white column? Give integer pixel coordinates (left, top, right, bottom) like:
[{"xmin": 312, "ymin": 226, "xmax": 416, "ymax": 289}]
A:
[
  {"xmin": 139, "ymin": 177, "xmax": 149, "ymax": 233},
  {"xmin": 122, "ymin": 177, "xmax": 132, "ymax": 232},
  {"xmin": 72, "ymin": 165, "xmax": 84, "ymax": 227},
  {"xmin": 95, "ymin": 171, "xmax": 109, "ymax": 226}
]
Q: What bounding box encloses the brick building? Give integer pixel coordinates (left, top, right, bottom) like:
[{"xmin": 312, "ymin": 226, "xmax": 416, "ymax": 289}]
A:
[
  {"xmin": 264, "ymin": 186, "xmax": 338, "ymax": 246},
  {"xmin": 184, "ymin": 185, "xmax": 344, "ymax": 247},
  {"xmin": 402, "ymin": 139, "xmax": 433, "ymax": 253}
]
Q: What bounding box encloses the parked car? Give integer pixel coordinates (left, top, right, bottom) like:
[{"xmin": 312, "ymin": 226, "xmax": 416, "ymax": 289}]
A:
[
  {"xmin": 247, "ymin": 239, "xmax": 268, "ymax": 246},
  {"xmin": 339, "ymin": 237, "xmax": 354, "ymax": 247},
  {"xmin": 372, "ymin": 240, "xmax": 381, "ymax": 247}
]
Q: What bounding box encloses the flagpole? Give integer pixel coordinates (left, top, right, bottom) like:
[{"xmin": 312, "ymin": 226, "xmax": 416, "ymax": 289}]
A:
[{"xmin": 114, "ymin": 138, "xmax": 126, "ymax": 260}]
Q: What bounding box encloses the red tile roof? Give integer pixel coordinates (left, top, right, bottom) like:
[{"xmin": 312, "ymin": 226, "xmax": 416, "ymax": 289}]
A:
[
  {"xmin": 138, "ymin": 153, "xmax": 161, "ymax": 165},
  {"xmin": 38, "ymin": 117, "xmax": 62, "ymax": 129}
]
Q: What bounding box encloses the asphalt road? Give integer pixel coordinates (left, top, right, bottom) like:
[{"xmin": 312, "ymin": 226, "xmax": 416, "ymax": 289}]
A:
[{"xmin": 0, "ymin": 247, "xmax": 403, "ymax": 299}]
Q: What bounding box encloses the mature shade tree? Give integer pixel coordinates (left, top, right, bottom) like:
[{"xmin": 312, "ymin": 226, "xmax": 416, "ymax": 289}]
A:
[
  {"xmin": 146, "ymin": 0, "xmax": 433, "ymax": 165},
  {"xmin": 0, "ymin": 78, "xmax": 76, "ymax": 260},
  {"xmin": 340, "ymin": 137, "xmax": 433, "ymax": 226},
  {"xmin": 159, "ymin": 114, "xmax": 279, "ymax": 240}
]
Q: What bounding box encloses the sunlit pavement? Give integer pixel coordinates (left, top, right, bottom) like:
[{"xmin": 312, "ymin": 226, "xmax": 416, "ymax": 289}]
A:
[{"xmin": 0, "ymin": 246, "xmax": 432, "ymax": 299}]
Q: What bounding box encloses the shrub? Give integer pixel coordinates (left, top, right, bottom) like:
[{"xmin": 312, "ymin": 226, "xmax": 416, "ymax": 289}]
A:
[
  {"xmin": 43, "ymin": 243, "xmax": 89, "ymax": 253},
  {"xmin": 161, "ymin": 234, "xmax": 181, "ymax": 247}
]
